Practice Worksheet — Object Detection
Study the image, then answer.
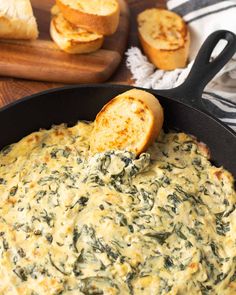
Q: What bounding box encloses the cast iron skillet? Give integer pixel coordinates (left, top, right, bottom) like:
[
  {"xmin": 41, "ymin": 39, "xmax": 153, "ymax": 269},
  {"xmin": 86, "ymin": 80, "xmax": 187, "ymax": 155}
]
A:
[{"xmin": 0, "ymin": 30, "xmax": 236, "ymax": 177}]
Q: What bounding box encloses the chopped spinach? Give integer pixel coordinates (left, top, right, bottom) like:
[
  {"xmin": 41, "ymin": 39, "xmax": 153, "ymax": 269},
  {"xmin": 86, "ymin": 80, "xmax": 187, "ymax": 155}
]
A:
[
  {"xmin": 13, "ymin": 267, "xmax": 27, "ymax": 281},
  {"xmin": 145, "ymin": 232, "xmax": 172, "ymax": 245}
]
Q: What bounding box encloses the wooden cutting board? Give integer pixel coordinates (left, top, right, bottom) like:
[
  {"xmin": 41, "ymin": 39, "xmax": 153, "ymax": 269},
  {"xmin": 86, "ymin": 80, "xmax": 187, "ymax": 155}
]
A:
[{"xmin": 0, "ymin": 0, "xmax": 129, "ymax": 84}]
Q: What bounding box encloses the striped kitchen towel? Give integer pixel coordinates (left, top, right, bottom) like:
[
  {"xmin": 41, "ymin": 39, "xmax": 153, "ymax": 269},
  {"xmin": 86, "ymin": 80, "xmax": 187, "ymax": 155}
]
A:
[{"xmin": 126, "ymin": 0, "xmax": 236, "ymax": 131}]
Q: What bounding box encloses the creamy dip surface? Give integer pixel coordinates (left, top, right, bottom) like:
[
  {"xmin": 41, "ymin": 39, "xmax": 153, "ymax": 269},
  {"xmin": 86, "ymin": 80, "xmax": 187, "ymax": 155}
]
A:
[{"xmin": 0, "ymin": 121, "xmax": 236, "ymax": 294}]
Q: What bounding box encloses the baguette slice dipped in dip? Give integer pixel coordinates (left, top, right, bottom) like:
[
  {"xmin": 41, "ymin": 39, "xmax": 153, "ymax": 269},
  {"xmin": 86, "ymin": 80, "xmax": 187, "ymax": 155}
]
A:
[
  {"xmin": 90, "ymin": 89, "xmax": 164, "ymax": 155},
  {"xmin": 0, "ymin": 0, "xmax": 38, "ymax": 40}
]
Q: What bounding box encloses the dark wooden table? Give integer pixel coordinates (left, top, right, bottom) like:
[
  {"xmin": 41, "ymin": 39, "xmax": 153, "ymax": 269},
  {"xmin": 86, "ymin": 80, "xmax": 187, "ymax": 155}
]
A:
[{"xmin": 0, "ymin": 0, "xmax": 165, "ymax": 107}]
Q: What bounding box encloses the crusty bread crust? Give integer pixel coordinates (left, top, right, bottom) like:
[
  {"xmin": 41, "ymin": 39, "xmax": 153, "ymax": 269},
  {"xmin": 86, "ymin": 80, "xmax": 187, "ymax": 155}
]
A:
[
  {"xmin": 50, "ymin": 13, "xmax": 104, "ymax": 54},
  {"xmin": 56, "ymin": 0, "xmax": 120, "ymax": 36},
  {"xmin": 139, "ymin": 32, "xmax": 190, "ymax": 70},
  {"xmin": 138, "ymin": 8, "xmax": 190, "ymax": 70},
  {"xmin": 90, "ymin": 89, "xmax": 164, "ymax": 155},
  {"xmin": 0, "ymin": 0, "xmax": 38, "ymax": 40}
]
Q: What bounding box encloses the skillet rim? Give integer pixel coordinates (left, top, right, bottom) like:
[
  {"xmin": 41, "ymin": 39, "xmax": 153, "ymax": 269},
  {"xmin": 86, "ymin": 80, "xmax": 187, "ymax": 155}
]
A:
[{"xmin": 0, "ymin": 83, "xmax": 235, "ymax": 138}]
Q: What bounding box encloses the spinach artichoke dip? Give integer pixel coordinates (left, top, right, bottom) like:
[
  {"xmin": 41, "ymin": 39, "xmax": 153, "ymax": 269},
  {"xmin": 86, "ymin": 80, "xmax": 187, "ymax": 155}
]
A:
[{"xmin": 0, "ymin": 121, "xmax": 236, "ymax": 295}]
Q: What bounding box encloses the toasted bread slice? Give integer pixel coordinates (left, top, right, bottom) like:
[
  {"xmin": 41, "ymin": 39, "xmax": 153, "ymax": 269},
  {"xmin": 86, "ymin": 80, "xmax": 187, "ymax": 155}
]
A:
[
  {"xmin": 50, "ymin": 9, "xmax": 104, "ymax": 54},
  {"xmin": 90, "ymin": 89, "xmax": 164, "ymax": 155},
  {"xmin": 56, "ymin": 0, "xmax": 120, "ymax": 36},
  {"xmin": 138, "ymin": 8, "xmax": 190, "ymax": 70},
  {"xmin": 0, "ymin": 0, "xmax": 38, "ymax": 40}
]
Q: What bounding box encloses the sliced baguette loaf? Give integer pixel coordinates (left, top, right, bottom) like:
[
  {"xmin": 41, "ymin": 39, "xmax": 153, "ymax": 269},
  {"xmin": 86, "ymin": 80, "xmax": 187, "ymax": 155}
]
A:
[
  {"xmin": 0, "ymin": 0, "xmax": 38, "ymax": 40},
  {"xmin": 138, "ymin": 8, "xmax": 190, "ymax": 70},
  {"xmin": 50, "ymin": 6, "xmax": 104, "ymax": 54},
  {"xmin": 90, "ymin": 89, "xmax": 164, "ymax": 155},
  {"xmin": 56, "ymin": 0, "xmax": 120, "ymax": 35}
]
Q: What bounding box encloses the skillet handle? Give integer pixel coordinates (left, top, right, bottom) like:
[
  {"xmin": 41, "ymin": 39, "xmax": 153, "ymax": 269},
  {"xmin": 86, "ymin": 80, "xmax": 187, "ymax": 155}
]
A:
[{"xmin": 154, "ymin": 30, "xmax": 236, "ymax": 110}]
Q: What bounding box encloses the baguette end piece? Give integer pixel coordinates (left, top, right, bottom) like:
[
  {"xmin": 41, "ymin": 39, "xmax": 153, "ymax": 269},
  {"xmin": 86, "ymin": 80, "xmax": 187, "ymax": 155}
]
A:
[{"xmin": 0, "ymin": 0, "xmax": 38, "ymax": 40}]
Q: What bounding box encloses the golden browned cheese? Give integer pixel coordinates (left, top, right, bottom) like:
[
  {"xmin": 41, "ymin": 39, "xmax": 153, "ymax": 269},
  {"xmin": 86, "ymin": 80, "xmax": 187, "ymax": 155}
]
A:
[{"xmin": 0, "ymin": 122, "xmax": 235, "ymax": 294}]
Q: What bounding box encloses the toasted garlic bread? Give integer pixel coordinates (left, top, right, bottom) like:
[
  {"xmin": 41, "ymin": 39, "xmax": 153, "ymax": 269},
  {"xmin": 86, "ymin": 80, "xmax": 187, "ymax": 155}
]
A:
[
  {"xmin": 0, "ymin": 0, "xmax": 38, "ymax": 40},
  {"xmin": 56, "ymin": 0, "xmax": 120, "ymax": 36},
  {"xmin": 50, "ymin": 9, "xmax": 104, "ymax": 54},
  {"xmin": 138, "ymin": 8, "xmax": 190, "ymax": 70},
  {"xmin": 90, "ymin": 89, "xmax": 164, "ymax": 155}
]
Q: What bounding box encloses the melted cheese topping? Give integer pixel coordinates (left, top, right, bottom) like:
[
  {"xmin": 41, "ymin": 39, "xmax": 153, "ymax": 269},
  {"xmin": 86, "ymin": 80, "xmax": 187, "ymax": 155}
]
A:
[{"xmin": 0, "ymin": 122, "xmax": 236, "ymax": 294}]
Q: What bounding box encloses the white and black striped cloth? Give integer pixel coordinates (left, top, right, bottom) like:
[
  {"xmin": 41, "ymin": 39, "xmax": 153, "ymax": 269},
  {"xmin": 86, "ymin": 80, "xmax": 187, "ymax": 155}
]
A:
[
  {"xmin": 126, "ymin": 0, "xmax": 236, "ymax": 131},
  {"xmin": 168, "ymin": 0, "xmax": 236, "ymax": 130}
]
